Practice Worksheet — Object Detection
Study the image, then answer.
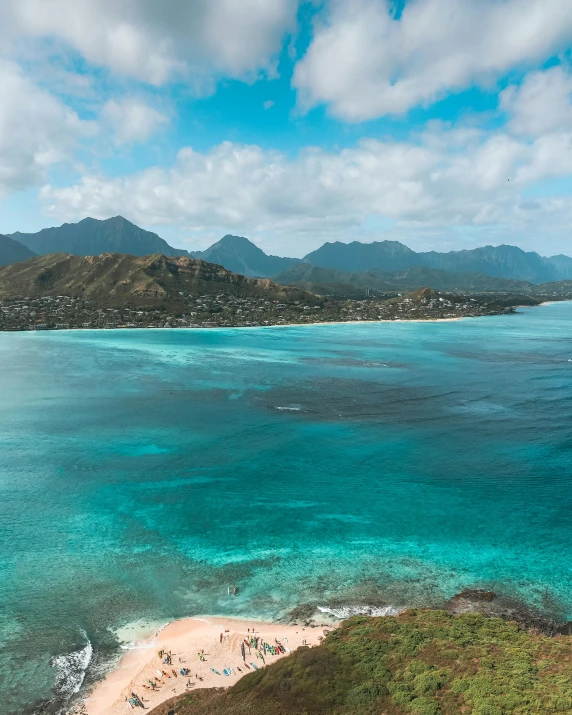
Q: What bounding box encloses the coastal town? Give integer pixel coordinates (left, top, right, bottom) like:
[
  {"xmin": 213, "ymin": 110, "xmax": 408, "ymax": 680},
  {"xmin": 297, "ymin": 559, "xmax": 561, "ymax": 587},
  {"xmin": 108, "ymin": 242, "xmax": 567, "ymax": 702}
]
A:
[{"xmin": 0, "ymin": 289, "xmax": 530, "ymax": 331}]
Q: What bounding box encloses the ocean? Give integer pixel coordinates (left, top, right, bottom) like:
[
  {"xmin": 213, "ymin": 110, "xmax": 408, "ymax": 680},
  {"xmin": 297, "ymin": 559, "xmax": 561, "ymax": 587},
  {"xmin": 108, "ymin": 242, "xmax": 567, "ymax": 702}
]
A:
[{"xmin": 1, "ymin": 303, "xmax": 572, "ymax": 713}]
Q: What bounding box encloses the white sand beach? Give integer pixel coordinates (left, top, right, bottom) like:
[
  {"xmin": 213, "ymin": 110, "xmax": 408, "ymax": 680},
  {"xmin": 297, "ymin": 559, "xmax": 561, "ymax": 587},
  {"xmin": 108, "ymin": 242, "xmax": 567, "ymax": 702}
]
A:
[{"xmin": 84, "ymin": 616, "xmax": 335, "ymax": 715}]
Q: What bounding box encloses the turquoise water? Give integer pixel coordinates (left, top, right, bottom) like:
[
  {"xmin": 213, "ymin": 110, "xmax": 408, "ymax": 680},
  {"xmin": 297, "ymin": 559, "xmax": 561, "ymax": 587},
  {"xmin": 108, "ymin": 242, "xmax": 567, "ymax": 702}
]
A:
[{"xmin": 1, "ymin": 304, "xmax": 572, "ymax": 713}]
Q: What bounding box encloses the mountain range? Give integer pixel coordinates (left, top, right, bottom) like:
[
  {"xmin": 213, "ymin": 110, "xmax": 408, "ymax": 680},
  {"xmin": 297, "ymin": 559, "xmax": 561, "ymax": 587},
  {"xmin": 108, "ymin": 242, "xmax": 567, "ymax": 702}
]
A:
[
  {"xmin": 4, "ymin": 215, "xmax": 572, "ymax": 284},
  {"xmin": 304, "ymin": 240, "xmax": 572, "ymax": 283}
]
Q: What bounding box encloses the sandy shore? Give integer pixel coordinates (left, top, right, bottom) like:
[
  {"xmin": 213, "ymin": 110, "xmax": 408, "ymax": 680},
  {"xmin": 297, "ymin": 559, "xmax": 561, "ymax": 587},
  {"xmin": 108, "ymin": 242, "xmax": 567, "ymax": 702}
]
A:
[
  {"xmin": 253, "ymin": 317, "xmax": 463, "ymax": 328},
  {"xmin": 24, "ymin": 317, "xmax": 466, "ymax": 336},
  {"xmin": 84, "ymin": 616, "xmax": 335, "ymax": 715}
]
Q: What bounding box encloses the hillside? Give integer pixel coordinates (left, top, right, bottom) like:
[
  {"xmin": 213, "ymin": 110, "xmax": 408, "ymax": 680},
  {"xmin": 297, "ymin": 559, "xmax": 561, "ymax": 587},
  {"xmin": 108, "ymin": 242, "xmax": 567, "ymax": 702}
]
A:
[
  {"xmin": 273, "ymin": 264, "xmax": 547, "ymax": 296},
  {"xmin": 192, "ymin": 235, "xmax": 300, "ymax": 277},
  {"xmin": 9, "ymin": 216, "xmax": 190, "ymax": 258},
  {"xmin": 0, "ymin": 252, "xmax": 308, "ymax": 308},
  {"xmin": 151, "ymin": 610, "xmax": 572, "ymax": 715},
  {"xmin": 0, "ymin": 233, "xmax": 36, "ymax": 266}
]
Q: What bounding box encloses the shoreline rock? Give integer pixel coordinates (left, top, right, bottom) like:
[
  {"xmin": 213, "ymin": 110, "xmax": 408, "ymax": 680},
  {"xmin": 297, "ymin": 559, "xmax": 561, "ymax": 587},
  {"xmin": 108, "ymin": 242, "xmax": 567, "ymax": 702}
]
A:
[{"xmin": 444, "ymin": 588, "xmax": 572, "ymax": 636}]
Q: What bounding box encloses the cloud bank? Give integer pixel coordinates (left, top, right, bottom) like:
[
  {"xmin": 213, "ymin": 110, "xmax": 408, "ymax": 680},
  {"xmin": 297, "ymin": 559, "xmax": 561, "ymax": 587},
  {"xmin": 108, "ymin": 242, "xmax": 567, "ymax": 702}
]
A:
[
  {"xmin": 294, "ymin": 0, "xmax": 572, "ymax": 120},
  {"xmin": 0, "ymin": 0, "xmax": 298, "ymax": 87}
]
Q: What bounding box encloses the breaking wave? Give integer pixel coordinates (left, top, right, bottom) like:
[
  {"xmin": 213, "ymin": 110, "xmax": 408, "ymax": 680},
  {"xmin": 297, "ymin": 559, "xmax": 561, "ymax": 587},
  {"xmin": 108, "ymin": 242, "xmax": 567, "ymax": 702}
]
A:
[
  {"xmin": 50, "ymin": 632, "xmax": 92, "ymax": 699},
  {"xmin": 317, "ymin": 604, "xmax": 402, "ymax": 619}
]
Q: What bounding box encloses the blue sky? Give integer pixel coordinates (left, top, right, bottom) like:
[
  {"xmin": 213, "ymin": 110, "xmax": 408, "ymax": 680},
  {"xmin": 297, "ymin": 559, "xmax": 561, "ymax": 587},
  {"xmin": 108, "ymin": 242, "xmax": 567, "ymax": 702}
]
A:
[{"xmin": 1, "ymin": 0, "xmax": 572, "ymax": 257}]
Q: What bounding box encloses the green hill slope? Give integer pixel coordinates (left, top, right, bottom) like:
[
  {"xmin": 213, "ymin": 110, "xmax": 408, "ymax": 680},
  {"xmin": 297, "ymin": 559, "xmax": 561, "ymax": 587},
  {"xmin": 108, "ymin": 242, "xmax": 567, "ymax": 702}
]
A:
[
  {"xmin": 151, "ymin": 610, "xmax": 572, "ymax": 715},
  {"xmin": 273, "ymin": 264, "xmax": 572, "ymax": 297},
  {"xmin": 0, "ymin": 252, "xmax": 309, "ymax": 308},
  {"xmin": 273, "ymin": 264, "xmax": 538, "ymax": 296}
]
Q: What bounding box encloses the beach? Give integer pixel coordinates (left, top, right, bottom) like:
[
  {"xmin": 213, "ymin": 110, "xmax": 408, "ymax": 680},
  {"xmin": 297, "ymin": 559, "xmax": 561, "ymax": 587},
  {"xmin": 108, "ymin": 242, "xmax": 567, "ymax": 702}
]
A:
[{"xmin": 84, "ymin": 616, "xmax": 335, "ymax": 715}]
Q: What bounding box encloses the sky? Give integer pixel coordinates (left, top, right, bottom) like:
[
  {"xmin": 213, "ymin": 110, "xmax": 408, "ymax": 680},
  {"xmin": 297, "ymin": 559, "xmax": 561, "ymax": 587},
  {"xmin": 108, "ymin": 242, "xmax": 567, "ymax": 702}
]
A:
[{"xmin": 1, "ymin": 0, "xmax": 572, "ymax": 258}]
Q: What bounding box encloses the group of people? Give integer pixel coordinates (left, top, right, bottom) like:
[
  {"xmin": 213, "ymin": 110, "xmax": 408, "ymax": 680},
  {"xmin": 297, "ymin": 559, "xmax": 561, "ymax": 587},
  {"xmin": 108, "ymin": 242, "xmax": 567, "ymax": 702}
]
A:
[{"xmin": 126, "ymin": 627, "xmax": 293, "ymax": 710}]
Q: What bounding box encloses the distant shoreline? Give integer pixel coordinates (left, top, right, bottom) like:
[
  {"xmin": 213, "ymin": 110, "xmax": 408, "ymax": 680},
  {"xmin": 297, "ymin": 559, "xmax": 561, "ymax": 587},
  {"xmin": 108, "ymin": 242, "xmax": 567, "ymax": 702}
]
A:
[
  {"xmin": 3, "ymin": 293, "xmax": 564, "ymax": 335},
  {"xmin": 2, "ymin": 316, "xmax": 470, "ymax": 335}
]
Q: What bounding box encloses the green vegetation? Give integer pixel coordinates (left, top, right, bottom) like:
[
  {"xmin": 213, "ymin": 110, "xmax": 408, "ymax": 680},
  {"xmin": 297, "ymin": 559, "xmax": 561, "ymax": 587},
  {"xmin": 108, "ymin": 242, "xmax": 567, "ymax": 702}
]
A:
[
  {"xmin": 0, "ymin": 252, "xmax": 310, "ymax": 308},
  {"xmin": 273, "ymin": 263, "xmax": 572, "ymax": 299},
  {"xmin": 151, "ymin": 610, "xmax": 572, "ymax": 715}
]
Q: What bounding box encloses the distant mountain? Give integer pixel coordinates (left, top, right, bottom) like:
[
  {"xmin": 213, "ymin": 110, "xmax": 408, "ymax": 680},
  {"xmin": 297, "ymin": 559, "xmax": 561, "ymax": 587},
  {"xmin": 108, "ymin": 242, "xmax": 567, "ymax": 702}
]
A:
[
  {"xmin": 273, "ymin": 263, "xmax": 565, "ymax": 297},
  {"xmin": 0, "ymin": 252, "xmax": 309, "ymax": 307},
  {"xmin": 9, "ymin": 216, "xmax": 190, "ymax": 258},
  {"xmin": 418, "ymin": 245, "xmax": 558, "ymax": 283},
  {"xmin": 303, "ymin": 240, "xmax": 419, "ymax": 273},
  {"xmin": 0, "ymin": 234, "xmax": 36, "ymax": 266},
  {"xmin": 191, "ymin": 235, "xmax": 300, "ymax": 277},
  {"xmin": 546, "ymin": 254, "xmax": 572, "ymax": 280},
  {"xmin": 8, "ymin": 215, "xmax": 572, "ymax": 284},
  {"xmin": 302, "ymin": 241, "xmax": 572, "ymax": 283}
]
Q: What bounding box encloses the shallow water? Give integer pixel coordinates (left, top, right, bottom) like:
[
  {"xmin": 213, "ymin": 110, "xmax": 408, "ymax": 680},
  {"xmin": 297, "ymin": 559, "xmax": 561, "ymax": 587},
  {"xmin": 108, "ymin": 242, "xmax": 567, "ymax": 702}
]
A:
[{"xmin": 1, "ymin": 304, "xmax": 572, "ymax": 713}]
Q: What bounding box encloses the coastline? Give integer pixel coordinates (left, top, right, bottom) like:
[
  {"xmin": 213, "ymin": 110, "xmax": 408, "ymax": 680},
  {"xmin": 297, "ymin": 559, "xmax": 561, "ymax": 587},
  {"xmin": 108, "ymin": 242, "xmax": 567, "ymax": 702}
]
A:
[
  {"xmin": 12, "ymin": 300, "xmax": 572, "ymax": 335},
  {"xmin": 6, "ymin": 316, "xmax": 467, "ymax": 336},
  {"xmin": 81, "ymin": 589, "xmax": 572, "ymax": 715},
  {"xmin": 83, "ymin": 615, "xmax": 336, "ymax": 715}
]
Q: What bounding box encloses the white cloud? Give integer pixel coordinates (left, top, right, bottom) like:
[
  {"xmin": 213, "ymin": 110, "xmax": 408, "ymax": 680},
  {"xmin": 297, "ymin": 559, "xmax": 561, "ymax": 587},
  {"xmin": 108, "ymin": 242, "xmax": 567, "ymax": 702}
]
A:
[
  {"xmin": 40, "ymin": 125, "xmax": 572, "ymax": 255},
  {"xmin": 0, "ymin": 59, "xmax": 92, "ymax": 197},
  {"xmin": 500, "ymin": 66, "xmax": 572, "ymax": 135},
  {"xmin": 293, "ymin": 0, "xmax": 572, "ymax": 120},
  {"xmin": 102, "ymin": 98, "xmax": 169, "ymax": 145},
  {"xmin": 264, "ymin": 100, "xmax": 275, "ymax": 110},
  {"xmin": 0, "ymin": 0, "xmax": 298, "ymax": 87}
]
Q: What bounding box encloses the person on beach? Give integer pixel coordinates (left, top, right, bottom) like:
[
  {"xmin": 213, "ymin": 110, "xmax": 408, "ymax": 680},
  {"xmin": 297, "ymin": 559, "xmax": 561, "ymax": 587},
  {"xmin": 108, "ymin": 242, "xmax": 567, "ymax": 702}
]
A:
[{"xmin": 220, "ymin": 632, "xmax": 223, "ymax": 643}]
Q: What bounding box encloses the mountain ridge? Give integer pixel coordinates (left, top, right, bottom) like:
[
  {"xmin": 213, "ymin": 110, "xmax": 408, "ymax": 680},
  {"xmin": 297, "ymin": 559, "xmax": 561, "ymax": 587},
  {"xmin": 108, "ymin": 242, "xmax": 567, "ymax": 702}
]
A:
[
  {"xmin": 10, "ymin": 216, "xmax": 191, "ymax": 259},
  {"xmin": 0, "ymin": 233, "xmax": 36, "ymax": 266},
  {"xmin": 191, "ymin": 234, "xmax": 300, "ymax": 277},
  {"xmin": 304, "ymin": 240, "xmax": 571, "ymax": 283},
  {"xmin": 5, "ymin": 216, "xmax": 572, "ymax": 282},
  {"xmin": 0, "ymin": 252, "xmax": 308, "ymax": 308}
]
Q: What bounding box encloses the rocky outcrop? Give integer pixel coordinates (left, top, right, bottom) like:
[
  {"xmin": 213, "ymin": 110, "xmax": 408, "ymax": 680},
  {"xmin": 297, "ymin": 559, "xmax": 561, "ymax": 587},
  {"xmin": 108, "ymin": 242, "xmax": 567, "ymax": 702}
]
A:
[{"xmin": 445, "ymin": 588, "xmax": 572, "ymax": 636}]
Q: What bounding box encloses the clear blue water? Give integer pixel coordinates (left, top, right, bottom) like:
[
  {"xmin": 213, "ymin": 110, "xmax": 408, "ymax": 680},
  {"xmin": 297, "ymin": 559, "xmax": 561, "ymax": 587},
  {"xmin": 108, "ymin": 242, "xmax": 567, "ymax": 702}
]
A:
[{"xmin": 1, "ymin": 303, "xmax": 572, "ymax": 713}]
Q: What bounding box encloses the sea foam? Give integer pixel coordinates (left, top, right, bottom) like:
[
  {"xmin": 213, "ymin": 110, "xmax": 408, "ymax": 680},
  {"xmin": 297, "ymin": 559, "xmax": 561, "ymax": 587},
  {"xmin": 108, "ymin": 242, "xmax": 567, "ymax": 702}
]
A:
[
  {"xmin": 51, "ymin": 631, "xmax": 93, "ymax": 698},
  {"xmin": 318, "ymin": 605, "xmax": 402, "ymax": 619}
]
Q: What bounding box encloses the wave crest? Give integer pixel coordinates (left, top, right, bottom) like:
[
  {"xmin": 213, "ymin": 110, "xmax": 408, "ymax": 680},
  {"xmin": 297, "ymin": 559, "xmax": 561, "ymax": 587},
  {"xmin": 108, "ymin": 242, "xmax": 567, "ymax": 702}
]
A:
[
  {"xmin": 50, "ymin": 632, "xmax": 92, "ymax": 698},
  {"xmin": 318, "ymin": 604, "xmax": 402, "ymax": 619}
]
